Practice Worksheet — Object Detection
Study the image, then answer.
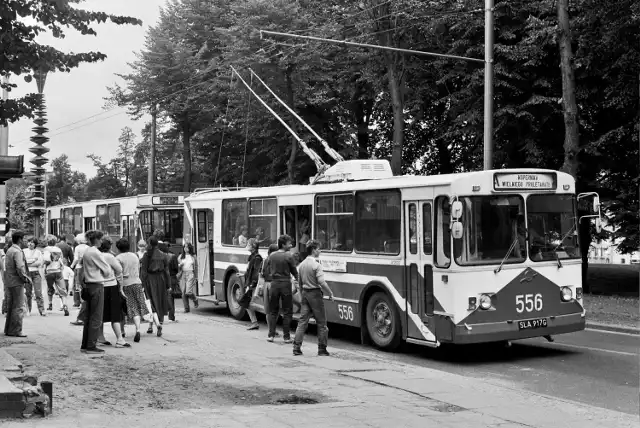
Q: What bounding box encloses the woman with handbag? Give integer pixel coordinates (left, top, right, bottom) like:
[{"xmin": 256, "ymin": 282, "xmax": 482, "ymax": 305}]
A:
[{"xmin": 240, "ymin": 239, "xmax": 262, "ymax": 330}]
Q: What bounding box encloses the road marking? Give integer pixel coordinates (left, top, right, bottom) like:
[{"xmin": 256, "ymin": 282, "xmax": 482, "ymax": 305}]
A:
[
  {"xmin": 547, "ymin": 341, "xmax": 637, "ymax": 357},
  {"xmin": 585, "ymin": 328, "xmax": 639, "ymax": 337}
]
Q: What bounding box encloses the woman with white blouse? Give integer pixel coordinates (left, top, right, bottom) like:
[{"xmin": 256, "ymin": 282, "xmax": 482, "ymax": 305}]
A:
[{"xmin": 178, "ymin": 243, "xmax": 199, "ymax": 312}]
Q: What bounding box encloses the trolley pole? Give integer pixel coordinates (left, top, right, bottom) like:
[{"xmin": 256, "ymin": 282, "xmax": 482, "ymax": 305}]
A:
[
  {"xmin": 483, "ymin": 0, "xmax": 494, "ymax": 171},
  {"xmin": 147, "ymin": 104, "xmax": 157, "ymax": 194},
  {"xmin": 0, "ymin": 76, "xmax": 9, "ymax": 249}
]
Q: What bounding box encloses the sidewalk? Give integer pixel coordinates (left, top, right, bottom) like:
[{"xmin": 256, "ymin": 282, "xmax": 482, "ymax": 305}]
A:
[{"xmin": 0, "ymin": 303, "xmax": 637, "ymax": 427}]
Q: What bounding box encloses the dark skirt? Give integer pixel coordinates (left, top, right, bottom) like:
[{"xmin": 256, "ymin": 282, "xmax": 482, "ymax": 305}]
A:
[
  {"xmin": 144, "ymin": 272, "xmax": 169, "ymax": 323},
  {"xmin": 103, "ymin": 286, "xmax": 124, "ymax": 323}
]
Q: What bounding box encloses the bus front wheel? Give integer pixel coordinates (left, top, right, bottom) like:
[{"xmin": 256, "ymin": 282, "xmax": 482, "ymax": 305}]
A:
[
  {"xmin": 365, "ymin": 292, "xmax": 401, "ymax": 351},
  {"xmin": 226, "ymin": 273, "xmax": 246, "ymax": 320}
]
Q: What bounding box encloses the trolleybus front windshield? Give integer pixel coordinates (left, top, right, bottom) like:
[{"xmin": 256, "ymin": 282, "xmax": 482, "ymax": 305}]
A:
[
  {"xmin": 526, "ymin": 194, "xmax": 579, "ymax": 261},
  {"xmin": 454, "ymin": 195, "xmax": 526, "ymax": 266},
  {"xmin": 139, "ymin": 209, "xmax": 185, "ymax": 245}
]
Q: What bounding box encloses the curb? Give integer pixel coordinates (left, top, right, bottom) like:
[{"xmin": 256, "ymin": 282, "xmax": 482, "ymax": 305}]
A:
[{"xmin": 586, "ymin": 322, "xmax": 639, "ymax": 335}]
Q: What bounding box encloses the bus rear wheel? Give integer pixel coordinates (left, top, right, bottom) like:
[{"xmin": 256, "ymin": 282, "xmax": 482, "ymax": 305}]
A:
[
  {"xmin": 226, "ymin": 273, "xmax": 246, "ymax": 320},
  {"xmin": 365, "ymin": 292, "xmax": 401, "ymax": 351}
]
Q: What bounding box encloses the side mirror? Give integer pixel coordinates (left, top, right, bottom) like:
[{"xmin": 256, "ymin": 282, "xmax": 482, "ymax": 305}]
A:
[
  {"xmin": 595, "ymin": 217, "xmax": 602, "ymax": 233},
  {"xmin": 451, "ymin": 221, "xmax": 464, "ymax": 239},
  {"xmin": 451, "ymin": 200, "xmax": 463, "ymax": 219},
  {"xmin": 593, "ymin": 196, "xmax": 600, "ymax": 213}
]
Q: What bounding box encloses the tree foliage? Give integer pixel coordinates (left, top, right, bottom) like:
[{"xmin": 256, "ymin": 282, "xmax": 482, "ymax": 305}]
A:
[
  {"xmin": 96, "ymin": 0, "xmax": 640, "ymax": 252},
  {"xmin": 1, "ymin": 0, "xmax": 141, "ymax": 124}
]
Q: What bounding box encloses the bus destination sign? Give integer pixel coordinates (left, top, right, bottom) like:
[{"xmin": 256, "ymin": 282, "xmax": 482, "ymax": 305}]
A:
[
  {"xmin": 493, "ymin": 173, "xmax": 556, "ymax": 191},
  {"xmin": 152, "ymin": 196, "xmax": 184, "ymax": 205}
]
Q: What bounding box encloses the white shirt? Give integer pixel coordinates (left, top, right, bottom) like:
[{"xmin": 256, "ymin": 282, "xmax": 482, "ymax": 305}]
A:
[
  {"xmin": 179, "ymin": 254, "xmax": 195, "ymax": 272},
  {"xmin": 63, "ymin": 265, "xmax": 74, "ymax": 283}
]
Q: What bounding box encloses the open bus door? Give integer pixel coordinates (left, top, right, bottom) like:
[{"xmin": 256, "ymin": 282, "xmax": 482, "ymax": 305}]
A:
[
  {"xmin": 194, "ymin": 209, "xmax": 214, "ymax": 296},
  {"xmin": 404, "ymin": 201, "xmax": 437, "ymax": 345}
]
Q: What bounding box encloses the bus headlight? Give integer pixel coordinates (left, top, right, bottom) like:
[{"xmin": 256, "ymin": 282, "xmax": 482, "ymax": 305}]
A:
[
  {"xmin": 560, "ymin": 286, "xmax": 573, "ymax": 302},
  {"xmin": 468, "ymin": 297, "xmax": 477, "ymax": 311},
  {"xmin": 479, "ymin": 294, "xmax": 492, "ymax": 310}
]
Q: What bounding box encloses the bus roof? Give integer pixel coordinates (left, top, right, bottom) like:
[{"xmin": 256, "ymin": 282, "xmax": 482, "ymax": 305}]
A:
[{"xmin": 185, "ymin": 168, "xmax": 573, "ymax": 202}]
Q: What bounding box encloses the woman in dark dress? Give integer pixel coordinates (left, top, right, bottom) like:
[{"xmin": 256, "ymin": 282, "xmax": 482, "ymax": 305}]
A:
[{"xmin": 140, "ymin": 236, "xmax": 170, "ymax": 337}]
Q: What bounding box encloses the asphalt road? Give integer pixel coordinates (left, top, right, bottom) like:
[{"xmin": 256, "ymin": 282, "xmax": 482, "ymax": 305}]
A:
[{"xmin": 195, "ymin": 302, "xmax": 639, "ymax": 416}]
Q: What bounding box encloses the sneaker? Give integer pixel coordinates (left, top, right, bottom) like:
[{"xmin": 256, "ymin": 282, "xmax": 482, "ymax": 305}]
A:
[
  {"xmin": 283, "ymin": 337, "xmax": 293, "ymax": 344},
  {"xmin": 267, "ymin": 336, "xmax": 274, "ymax": 343},
  {"xmin": 115, "ymin": 341, "xmax": 131, "ymax": 348},
  {"xmin": 247, "ymin": 323, "xmax": 259, "ymax": 331},
  {"xmin": 293, "ymin": 348, "xmax": 303, "ymax": 356},
  {"xmin": 318, "ymin": 349, "xmax": 330, "ymax": 356},
  {"xmin": 83, "ymin": 347, "xmax": 105, "ymax": 354}
]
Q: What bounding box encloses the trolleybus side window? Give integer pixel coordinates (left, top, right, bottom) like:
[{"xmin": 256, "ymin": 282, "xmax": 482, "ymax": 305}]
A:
[
  {"xmin": 197, "ymin": 211, "xmax": 207, "ymax": 243},
  {"xmin": 96, "ymin": 204, "xmax": 121, "ymax": 237},
  {"xmin": 315, "ymin": 193, "xmax": 353, "ymax": 252},
  {"xmin": 355, "ymin": 190, "xmax": 401, "ymax": 254},
  {"xmin": 249, "ymin": 198, "xmax": 276, "ymax": 248},
  {"xmin": 408, "ymin": 204, "xmax": 417, "ymax": 254},
  {"xmin": 423, "ymin": 202, "xmax": 433, "ymax": 255},
  {"xmin": 61, "ymin": 208, "xmax": 74, "ymax": 235},
  {"xmin": 434, "ymin": 196, "xmax": 451, "ymax": 268},
  {"xmin": 222, "ymin": 199, "xmax": 248, "ymax": 246}
]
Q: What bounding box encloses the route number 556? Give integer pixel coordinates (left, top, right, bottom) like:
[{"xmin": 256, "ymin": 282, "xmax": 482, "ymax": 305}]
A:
[
  {"xmin": 337, "ymin": 304, "xmax": 354, "ymax": 321},
  {"xmin": 516, "ymin": 293, "xmax": 543, "ymax": 313}
]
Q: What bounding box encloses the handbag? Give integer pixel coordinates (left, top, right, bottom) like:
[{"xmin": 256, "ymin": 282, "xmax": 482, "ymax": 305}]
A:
[
  {"xmin": 238, "ymin": 285, "xmax": 253, "ymax": 309},
  {"xmin": 255, "ymin": 260, "xmax": 266, "ymax": 297}
]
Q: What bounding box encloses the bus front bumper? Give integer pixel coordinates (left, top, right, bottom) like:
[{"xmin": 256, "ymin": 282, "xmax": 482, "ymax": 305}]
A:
[{"xmin": 450, "ymin": 313, "xmax": 585, "ymax": 345}]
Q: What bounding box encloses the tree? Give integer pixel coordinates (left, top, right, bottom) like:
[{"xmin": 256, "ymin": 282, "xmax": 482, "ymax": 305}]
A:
[
  {"xmin": 114, "ymin": 126, "xmax": 136, "ymax": 194},
  {"xmin": 47, "ymin": 154, "xmax": 87, "ymax": 205},
  {"xmin": 0, "ymin": 0, "xmax": 142, "ymax": 125},
  {"xmin": 6, "ymin": 178, "xmax": 35, "ymax": 233},
  {"xmin": 84, "ymin": 154, "xmax": 125, "ymax": 199}
]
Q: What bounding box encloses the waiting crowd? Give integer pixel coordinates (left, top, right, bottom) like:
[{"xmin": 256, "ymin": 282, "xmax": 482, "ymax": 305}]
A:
[
  {"xmin": 1, "ymin": 230, "xmax": 198, "ymax": 354},
  {"xmin": 2, "ymin": 230, "xmax": 335, "ymax": 357}
]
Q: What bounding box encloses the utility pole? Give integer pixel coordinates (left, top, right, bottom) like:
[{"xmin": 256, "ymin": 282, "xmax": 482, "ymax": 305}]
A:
[
  {"xmin": 147, "ymin": 104, "xmax": 157, "ymax": 194},
  {"xmin": 0, "ymin": 76, "xmax": 9, "ymax": 248},
  {"xmin": 483, "ymin": 0, "xmax": 494, "ymax": 171}
]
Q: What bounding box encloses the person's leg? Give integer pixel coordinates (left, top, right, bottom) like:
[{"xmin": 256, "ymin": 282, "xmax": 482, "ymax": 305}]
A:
[
  {"xmin": 267, "ymin": 285, "xmax": 282, "ymax": 339},
  {"xmin": 280, "ymin": 286, "xmax": 293, "ymax": 341},
  {"xmin": 24, "ymin": 278, "xmax": 33, "ymax": 314},
  {"xmin": 293, "ymin": 293, "xmax": 311, "ymax": 354},
  {"xmin": 87, "ymin": 284, "xmax": 104, "ymax": 349},
  {"xmin": 32, "ymin": 272, "xmax": 45, "ymax": 315},
  {"xmin": 46, "ymin": 274, "xmax": 54, "ymax": 310},
  {"xmin": 247, "ymin": 308, "xmax": 258, "ymax": 329},
  {"xmin": 307, "ymin": 291, "xmax": 329, "ymax": 354}
]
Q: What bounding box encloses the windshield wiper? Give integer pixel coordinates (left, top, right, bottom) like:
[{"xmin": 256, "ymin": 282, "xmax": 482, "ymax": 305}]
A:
[
  {"xmin": 494, "ymin": 237, "xmax": 519, "ymax": 274},
  {"xmin": 551, "ymin": 224, "xmax": 577, "ymax": 268}
]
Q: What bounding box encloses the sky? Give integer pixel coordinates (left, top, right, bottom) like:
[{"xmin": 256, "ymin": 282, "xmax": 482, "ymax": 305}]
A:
[{"xmin": 7, "ymin": 0, "xmax": 166, "ymax": 179}]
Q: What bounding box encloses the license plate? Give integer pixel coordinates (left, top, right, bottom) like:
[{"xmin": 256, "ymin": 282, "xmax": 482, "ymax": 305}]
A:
[{"xmin": 518, "ymin": 318, "xmax": 548, "ymax": 330}]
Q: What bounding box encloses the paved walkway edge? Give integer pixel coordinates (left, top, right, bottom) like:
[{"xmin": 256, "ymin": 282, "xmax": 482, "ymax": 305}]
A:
[{"xmin": 586, "ymin": 321, "xmax": 639, "ymax": 335}]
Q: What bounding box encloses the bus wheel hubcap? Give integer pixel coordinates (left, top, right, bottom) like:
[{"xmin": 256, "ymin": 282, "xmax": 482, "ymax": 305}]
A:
[{"xmin": 373, "ymin": 302, "xmax": 392, "ymax": 337}]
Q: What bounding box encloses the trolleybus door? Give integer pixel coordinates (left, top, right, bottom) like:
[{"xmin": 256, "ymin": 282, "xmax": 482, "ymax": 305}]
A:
[
  {"xmin": 194, "ymin": 209, "xmax": 214, "ymax": 296},
  {"xmin": 404, "ymin": 201, "xmax": 436, "ymax": 341}
]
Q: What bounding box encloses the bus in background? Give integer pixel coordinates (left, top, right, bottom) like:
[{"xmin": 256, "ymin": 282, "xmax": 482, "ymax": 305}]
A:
[
  {"xmin": 136, "ymin": 193, "xmax": 191, "ymax": 254},
  {"xmin": 47, "ymin": 196, "xmax": 138, "ymax": 245},
  {"xmin": 47, "ymin": 193, "xmax": 190, "ymax": 252},
  {"xmin": 184, "ymin": 160, "xmax": 601, "ymax": 351}
]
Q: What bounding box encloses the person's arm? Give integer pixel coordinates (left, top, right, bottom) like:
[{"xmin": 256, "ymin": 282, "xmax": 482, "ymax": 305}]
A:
[
  {"xmin": 35, "ymin": 250, "xmax": 44, "ymax": 268},
  {"xmin": 315, "ymin": 262, "xmax": 333, "ymax": 300},
  {"xmin": 164, "ymin": 257, "xmax": 171, "ymax": 290},
  {"xmin": 87, "ymin": 249, "xmax": 112, "ymax": 277},
  {"xmin": 288, "ymin": 254, "xmax": 299, "ymax": 283},
  {"xmin": 15, "ymin": 251, "xmax": 32, "ymax": 284}
]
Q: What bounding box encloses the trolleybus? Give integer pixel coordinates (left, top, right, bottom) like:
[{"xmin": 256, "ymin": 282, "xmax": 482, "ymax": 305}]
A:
[
  {"xmin": 183, "ymin": 160, "xmax": 600, "ymax": 350},
  {"xmin": 47, "ymin": 192, "xmax": 190, "ymax": 253}
]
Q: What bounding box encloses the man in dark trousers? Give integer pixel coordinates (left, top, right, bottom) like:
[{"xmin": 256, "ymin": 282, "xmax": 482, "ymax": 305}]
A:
[
  {"xmin": 266, "ymin": 234, "xmax": 299, "ymax": 343},
  {"xmin": 293, "ymin": 239, "xmax": 334, "ymax": 356},
  {"xmin": 4, "ymin": 231, "xmax": 33, "ymax": 337}
]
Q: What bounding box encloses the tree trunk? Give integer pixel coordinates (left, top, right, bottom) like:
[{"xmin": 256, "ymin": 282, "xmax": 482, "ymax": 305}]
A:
[
  {"xmin": 352, "ymin": 81, "xmax": 373, "ymax": 159},
  {"xmin": 557, "ymin": 0, "xmax": 585, "ymax": 288},
  {"xmin": 182, "ymin": 120, "xmax": 192, "ymax": 192},
  {"xmin": 285, "ymin": 68, "xmax": 297, "ymax": 184},
  {"xmin": 387, "ymin": 59, "xmax": 404, "ymax": 175},
  {"xmin": 557, "ymin": 0, "xmax": 581, "ymax": 179}
]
